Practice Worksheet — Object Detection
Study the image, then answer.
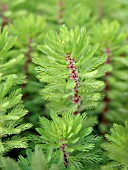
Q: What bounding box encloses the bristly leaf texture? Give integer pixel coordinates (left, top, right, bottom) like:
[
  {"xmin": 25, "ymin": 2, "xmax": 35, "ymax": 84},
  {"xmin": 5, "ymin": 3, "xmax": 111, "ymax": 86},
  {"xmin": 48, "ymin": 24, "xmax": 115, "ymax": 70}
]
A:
[
  {"xmin": 0, "ymin": 26, "xmax": 32, "ymax": 156},
  {"xmin": 91, "ymin": 20, "xmax": 128, "ymax": 124},
  {"xmin": 18, "ymin": 146, "xmax": 61, "ymax": 170},
  {"xmin": 0, "ymin": 156, "xmax": 21, "ymax": 170},
  {"xmin": 9, "ymin": 12, "xmax": 46, "ymax": 127},
  {"xmin": 40, "ymin": 0, "xmax": 94, "ymax": 28},
  {"xmin": 0, "ymin": 146, "xmax": 60, "ymax": 170},
  {"xmin": 102, "ymin": 120, "xmax": 128, "ymax": 170},
  {"xmin": 33, "ymin": 25, "xmax": 110, "ymax": 113},
  {"xmin": 30, "ymin": 112, "xmax": 102, "ymax": 169},
  {"xmin": 0, "ymin": 0, "xmax": 44, "ymax": 26},
  {"xmin": 10, "ymin": 13, "xmax": 46, "ymax": 48}
]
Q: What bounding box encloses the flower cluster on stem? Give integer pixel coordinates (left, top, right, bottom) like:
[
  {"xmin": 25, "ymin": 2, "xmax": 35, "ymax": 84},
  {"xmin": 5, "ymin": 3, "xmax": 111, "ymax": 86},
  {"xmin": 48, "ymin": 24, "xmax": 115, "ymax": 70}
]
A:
[{"xmin": 66, "ymin": 53, "xmax": 81, "ymax": 115}]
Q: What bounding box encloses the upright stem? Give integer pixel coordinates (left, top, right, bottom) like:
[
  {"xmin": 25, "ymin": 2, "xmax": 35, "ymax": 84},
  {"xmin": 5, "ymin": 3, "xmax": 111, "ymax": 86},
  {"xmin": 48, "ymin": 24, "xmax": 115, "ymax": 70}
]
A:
[
  {"xmin": 25, "ymin": 38, "xmax": 33, "ymax": 78},
  {"xmin": 61, "ymin": 54, "xmax": 81, "ymax": 168},
  {"xmin": 60, "ymin": 144, "xmax": 68, "ymax": 168},
  {"xmin": 96, "ymin": 0, "xmax": 104, "ymax": 21},
  {"xmin": 101, "ymin": 48, "xmax": 111, "ymax": 136},
  {"xmin": 22, "ymin": 38, "xmax": 33, "ymax": 100},
  {"xmin": 66, "ymin": 53, "xmax": 81, "ymax": 115},
  {"xmin": 58, "ymin": 0, "xmax": 64, "ymax": 25},
  {"xmin": 1, "ymin": 3, "xmax": 8, "ymax": 28}
]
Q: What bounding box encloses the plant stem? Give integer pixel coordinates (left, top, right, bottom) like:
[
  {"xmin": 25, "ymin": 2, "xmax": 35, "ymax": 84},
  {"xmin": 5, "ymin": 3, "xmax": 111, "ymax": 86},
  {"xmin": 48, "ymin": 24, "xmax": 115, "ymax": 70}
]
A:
[
  {"xmin": 96, "ymin": 0, "xmax": 104, "ymax": 21},
  {"xmin": 58, "ymin": 0, "xmax": 64, "ymax": 25},
  {"xmin": 1, "ymin": 3, "xmax": 8, "ymax": 29},
  {"xmin": 101, "ymin": 48, "xmax": 111, "ymax": 136},
  {"xmin": 22, "ymin": 38, "xmax": 33, "ymax": 100},
  {"xmin": 60, "ymin": 144, "xmax": 68, "ymax": 168},
  {"xmin": 25, "ymin": 38, "xmax": 33, "ymax": 78},
  {"xmin": 66, "ymin": 53, "xmax": 81, "ymax": 115}
]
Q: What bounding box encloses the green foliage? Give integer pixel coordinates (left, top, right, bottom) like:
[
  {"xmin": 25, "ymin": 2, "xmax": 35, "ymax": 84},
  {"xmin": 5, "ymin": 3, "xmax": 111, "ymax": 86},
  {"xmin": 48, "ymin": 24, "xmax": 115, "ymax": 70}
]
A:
[
  {"xmin": 18, "ymin": 146, "xmax": 60, "ymax": 170},
  {"xmin": 109, "ymin": 0, "xmax": 128, "ymax": 28},
  {"xmin": 10, "ymin": 13, "xmax": 45, "ymax": 48},
  {"xmin": 0, "ymin": 0, "xmax": 43, "ymax": 25},
  {"xmin": 0, "ymin": 0, "xmax": 27, "ymax": 26},
  {"xmin": 64, "ymin": 2, "xmax": 94, "ymax": 28},
  {"xmin": 0, "ymin": 1, "xmax": 128, "ymax": 169},
  {"xmin": 40, "ymin": 0, "xmax": 95, "ymax": 30},
  {"xmin": 102, "ymin": 120, "xmax": 128, "ymax": 170},
  {"xmin": 33, "ymin": 25, "xmax": 110, "ymax": 113},
  {"xmin": 40, "ymin": 0, "xmax": 80, "ymax": 25},
  {"xmin": 0, "ymin": 146, "xmax": 60, "ymax": 170},
  {"xmin": 0, "ymin": 156, "xmax": 21, "ymax": 170},
  {"xmin": 0, "ymin": 27, "xmax": 32, "ymax": 156},
  {"xmin": 92, "ymin": 20, "xmax": 127, "ymax": 53},
  {"xmin": 83, "ymin": 0, "xmax": 119, "ymax": 21},
  {"xmin": 91, "ymin": 20, "xmax": 128, "ymax": 124},
  {"xmin": 9, "ymin": 13, "xmax": 46, "ymax": 126},
  {"xmin": 30, "ymin": 112, "xmax": 102, "ymax": 169}
]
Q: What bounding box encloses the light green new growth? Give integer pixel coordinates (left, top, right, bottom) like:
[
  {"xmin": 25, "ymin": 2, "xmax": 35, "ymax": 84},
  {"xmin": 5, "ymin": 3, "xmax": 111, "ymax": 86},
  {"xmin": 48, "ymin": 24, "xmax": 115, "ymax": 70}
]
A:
[
  {"xmin": 32, "ymin": 112, "xmax": 102, "ymax": 169},
  {"xmin": 10, "ymin": 13, "xmax": 45, "ymax": 48}
]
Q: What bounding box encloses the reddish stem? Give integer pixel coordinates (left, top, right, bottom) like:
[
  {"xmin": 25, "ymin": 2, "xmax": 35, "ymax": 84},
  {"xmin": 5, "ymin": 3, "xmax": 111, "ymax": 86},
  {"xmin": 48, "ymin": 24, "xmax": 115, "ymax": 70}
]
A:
[
  {"xmin": 1, "ymin": 3, "xmax": 8, "ymax": 28},
  {"xmin": 101, "ymin": 48, "xmax": 111, "ymax": 135},
  {"xmin": 58, "ymin": 0, "xmax": 64, "ymax": 25},
  {"xmin": 22, "ymin": 38, "xmax": 33, "ymax": 100},
  {"xmin": 60, "ymin": 144, "xmax": 68, "ymax": 168},
  {"xmin": 66, "ymin": 53, "xmax": 81, "ymax": 115}
]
